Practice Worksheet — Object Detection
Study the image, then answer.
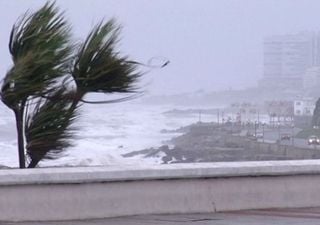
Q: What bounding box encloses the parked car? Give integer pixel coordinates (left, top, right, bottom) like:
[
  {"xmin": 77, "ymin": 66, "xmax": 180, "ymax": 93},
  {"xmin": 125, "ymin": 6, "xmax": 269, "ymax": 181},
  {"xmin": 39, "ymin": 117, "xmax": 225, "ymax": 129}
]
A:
[
  {"xmin": 246, "ymin": 132, "xmax": 257, "ymax": 140},
  {"xmin": 246, "ymin": 131, "xmax": 254, "ymax": 137},
  {"xmin": 280, "ymin": 133, "xmax": 291, "ymax": 140},
  {"xmin": 308, "ymin": 135, "xmax": 320, "ymax": 145},
  {"xmin": 254, "ymin": 132, "xmax": 264, "ymax": 139}
]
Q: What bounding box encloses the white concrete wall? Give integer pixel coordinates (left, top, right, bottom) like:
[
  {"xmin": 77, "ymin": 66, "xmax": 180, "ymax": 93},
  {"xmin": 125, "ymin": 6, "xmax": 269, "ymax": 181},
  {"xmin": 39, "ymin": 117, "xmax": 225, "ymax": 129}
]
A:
[{"xmin": 1, "ymin": 160, "xmax": 320, "ymax": 221}]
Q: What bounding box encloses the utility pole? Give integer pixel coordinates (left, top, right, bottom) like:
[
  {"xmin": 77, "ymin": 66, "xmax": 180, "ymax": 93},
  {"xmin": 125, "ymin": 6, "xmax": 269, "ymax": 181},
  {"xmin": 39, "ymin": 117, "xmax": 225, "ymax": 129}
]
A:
[
  {"xmin": 262, "ymin": 123, "xmax": 265, "ymax": 143},
  {"xmin": 278, "ymin": 122, "xmax": 281, "ymax": 145},
  {"xmin": 254, "ymin": 121, "xmax": 257, "ymax": 138},
  {"xmin": 291, "ymin": 124, "xmax": 294, "ymax": 146}
]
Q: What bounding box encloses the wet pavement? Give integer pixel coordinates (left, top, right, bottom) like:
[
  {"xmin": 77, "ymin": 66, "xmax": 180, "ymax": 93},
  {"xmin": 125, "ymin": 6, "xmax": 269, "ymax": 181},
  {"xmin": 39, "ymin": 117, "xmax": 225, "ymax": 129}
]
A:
[{"xmin": 2, "ymin": 208, "xmax": 320, "ymax": 225}]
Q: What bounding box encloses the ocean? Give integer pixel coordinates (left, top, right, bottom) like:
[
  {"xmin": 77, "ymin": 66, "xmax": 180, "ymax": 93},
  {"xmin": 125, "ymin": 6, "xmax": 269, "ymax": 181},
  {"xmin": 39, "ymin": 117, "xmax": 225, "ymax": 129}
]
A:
[{"xmin": 0, "ymin": 102, "xmax": 217, "ymax": 168}]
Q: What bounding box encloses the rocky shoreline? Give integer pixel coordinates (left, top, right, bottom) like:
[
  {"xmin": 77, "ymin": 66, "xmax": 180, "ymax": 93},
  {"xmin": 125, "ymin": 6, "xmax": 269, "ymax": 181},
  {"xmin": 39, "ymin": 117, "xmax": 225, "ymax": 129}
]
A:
[{"xmin": 123, "ymin": 122, "xmax": 320, "ymax": 164}]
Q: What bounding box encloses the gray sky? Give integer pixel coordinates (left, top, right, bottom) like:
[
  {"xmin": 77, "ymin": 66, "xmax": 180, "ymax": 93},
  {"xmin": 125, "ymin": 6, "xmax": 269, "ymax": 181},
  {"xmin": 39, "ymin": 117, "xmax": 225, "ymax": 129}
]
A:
[{"xmin": 1, "ymin": 0, "xmax": 320, "ymax": 94}]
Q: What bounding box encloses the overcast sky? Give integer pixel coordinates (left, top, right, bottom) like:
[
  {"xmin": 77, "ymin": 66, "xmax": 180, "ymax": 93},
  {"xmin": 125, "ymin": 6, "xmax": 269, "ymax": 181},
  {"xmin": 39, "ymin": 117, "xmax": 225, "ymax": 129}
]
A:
[{"xmin": 1, "ymin": 0, "xmax": 320, "ymax": 95}]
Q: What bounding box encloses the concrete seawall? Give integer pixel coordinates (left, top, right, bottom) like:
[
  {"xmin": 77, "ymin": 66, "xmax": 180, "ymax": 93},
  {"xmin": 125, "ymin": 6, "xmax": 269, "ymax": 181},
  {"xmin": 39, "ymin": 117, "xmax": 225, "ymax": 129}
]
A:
[{"xmin": 2, "ymin": 160, "xmax": 320, "ymax": 221}]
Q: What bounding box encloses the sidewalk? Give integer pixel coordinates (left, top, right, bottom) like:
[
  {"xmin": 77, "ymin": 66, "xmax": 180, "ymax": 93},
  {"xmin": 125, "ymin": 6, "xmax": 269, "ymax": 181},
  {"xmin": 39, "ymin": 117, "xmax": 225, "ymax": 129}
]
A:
[{"xmin": 2, "ymin": 208, "xmax": 320, "ymax": 225}]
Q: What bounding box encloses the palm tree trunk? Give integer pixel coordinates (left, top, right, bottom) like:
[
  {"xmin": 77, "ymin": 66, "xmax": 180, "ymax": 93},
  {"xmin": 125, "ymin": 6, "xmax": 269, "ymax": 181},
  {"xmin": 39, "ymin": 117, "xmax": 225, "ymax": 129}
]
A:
[
  {"xmin": 28, "ymin": 159, "xmax": 39, "ymax": 168},
  {"xmin": 14, "ymin": 103, "xmax": 26, "ymax": 169}
]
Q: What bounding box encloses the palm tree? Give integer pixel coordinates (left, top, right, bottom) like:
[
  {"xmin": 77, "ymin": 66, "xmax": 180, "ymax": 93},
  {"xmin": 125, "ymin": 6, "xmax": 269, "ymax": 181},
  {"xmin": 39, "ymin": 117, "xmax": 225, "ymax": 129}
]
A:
[
  {"xmin": 0, "ymin": 2, "xmax": 143, "ymax": 168},
  {"xmin": 1, "ymin": 2, "xmax": 73, "ymax": 168}
]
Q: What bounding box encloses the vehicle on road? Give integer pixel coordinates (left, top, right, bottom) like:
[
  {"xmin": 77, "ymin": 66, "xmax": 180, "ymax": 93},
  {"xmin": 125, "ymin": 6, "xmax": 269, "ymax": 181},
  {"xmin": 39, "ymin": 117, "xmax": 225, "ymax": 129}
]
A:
[
  {"xmin": 254, "ymin": 132, "xmax": 264, "ymax": 139},
  {"xmin": 307, "ymin": 135, "xmax": 320, "ymax": 145},
  {"xmin": 280, "ymin": 133, "xmax": 291, "ymax": 140}
]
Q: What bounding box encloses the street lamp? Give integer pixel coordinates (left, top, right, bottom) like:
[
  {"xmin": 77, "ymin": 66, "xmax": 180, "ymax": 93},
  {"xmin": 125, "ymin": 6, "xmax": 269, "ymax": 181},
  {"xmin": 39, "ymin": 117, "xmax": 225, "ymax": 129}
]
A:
[
  {"xmin": 277, "ymin": 122, "xmax": 281, "ymax": 145},
  {"xmin": 262, "ymin": 123, "xmax": 266, "ymax": 143},
  {"xmin": 254, "ymin": 121, "xmax": 258, "ymax": 138},
  {"xmin": 291, "ymin": 123, "xmax": 295, "ymax": 146}
]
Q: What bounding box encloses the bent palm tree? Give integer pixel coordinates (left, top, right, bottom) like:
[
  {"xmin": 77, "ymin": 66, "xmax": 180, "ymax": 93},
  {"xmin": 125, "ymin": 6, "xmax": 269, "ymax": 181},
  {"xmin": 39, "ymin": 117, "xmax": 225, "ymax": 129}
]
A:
[
  {"xmin": 0, "ymin": 2, "xmax": 142, "ymax": 168},
  {"xmin": 1, "ymin": 2, "xmax": 73, "ymax": 168}
]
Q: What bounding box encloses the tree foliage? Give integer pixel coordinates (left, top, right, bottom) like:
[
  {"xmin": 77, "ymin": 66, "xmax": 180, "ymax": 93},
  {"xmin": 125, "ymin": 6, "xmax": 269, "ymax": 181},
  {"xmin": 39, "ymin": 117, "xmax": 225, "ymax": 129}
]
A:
[
  {"xmin": 0, "ymin": 2, "xmax": 144, "ymax": 168},
  {"xmin": 312, "ymin": 98, "xmax": 320, "ymax": 127}
]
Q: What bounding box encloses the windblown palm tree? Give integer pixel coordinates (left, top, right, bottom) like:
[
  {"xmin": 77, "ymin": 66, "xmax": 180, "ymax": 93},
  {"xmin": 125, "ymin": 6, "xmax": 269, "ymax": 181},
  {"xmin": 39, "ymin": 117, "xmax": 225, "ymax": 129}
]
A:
[
  {"xmin": 1, "ymin": 2, "xmax": 73, "ymax": 168},
  {"xmin": 0, "ymin": 2, "xmax": 144, "ymax": 168}
]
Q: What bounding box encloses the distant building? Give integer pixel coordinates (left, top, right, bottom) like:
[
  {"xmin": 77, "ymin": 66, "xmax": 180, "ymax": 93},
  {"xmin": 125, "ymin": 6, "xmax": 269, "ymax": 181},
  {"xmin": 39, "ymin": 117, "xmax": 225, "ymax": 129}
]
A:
[
  {"xmin": 294, "ymin": 98, "xmax": 316, "ymax": 116},
  {"xmin": 303, "ymin": 66, "xmax": 320, "ymax": 89},
  {"xmin": 259, "ymin": 32, "xmax": 320, "ymax": 90},
  {"xmin": 264, "ymin": 101, "xmax": 294, "ymax": 125},
  {"xmin": 230, "ymin": 102, "xmax": 259, "ymax": 123},
  {"xmin": 264, "ymin": 101, "xmax": 294, "ymax": 117}
]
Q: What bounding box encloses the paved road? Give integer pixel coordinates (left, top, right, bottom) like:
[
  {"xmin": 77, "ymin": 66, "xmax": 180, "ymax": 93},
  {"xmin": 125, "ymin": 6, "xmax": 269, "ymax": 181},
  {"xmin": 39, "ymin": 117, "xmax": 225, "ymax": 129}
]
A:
[
  {"xmin": 247, "ymin": 127, "xmax": 320, "ymax": 149},
  {"xmin": 2, "ymin": 208, "xmax": 320, "ymax": 225}
]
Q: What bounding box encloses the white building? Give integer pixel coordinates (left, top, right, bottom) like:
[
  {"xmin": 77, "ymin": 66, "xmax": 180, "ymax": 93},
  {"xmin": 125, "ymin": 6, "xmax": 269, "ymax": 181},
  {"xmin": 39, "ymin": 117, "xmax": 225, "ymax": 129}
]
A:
[
  {"xmin": 294, "ymin": 98, "xmax": 316, "ymax": 116},
  {"xmin": 259, "ymin": 32, "xmax": 320, "ymax": 90}
]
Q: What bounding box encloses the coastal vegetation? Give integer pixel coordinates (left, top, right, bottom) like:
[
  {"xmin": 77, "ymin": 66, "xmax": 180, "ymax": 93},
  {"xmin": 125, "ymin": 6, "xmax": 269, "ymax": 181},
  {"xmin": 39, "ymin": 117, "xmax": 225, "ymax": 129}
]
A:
[{"xmin": 0, "ymin": 2, "xmax": 142, "ymax": 168}]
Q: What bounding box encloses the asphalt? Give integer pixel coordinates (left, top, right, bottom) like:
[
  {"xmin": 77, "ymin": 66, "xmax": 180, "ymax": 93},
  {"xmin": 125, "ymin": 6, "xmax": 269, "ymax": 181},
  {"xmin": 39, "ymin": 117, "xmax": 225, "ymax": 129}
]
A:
[
  {"xmin": 254, "ymin": 127, "xmax": 318, "ymax": 149},
  {"xmin": 2, "ymin": 208, "xmax": 320, "ymax": 225}
]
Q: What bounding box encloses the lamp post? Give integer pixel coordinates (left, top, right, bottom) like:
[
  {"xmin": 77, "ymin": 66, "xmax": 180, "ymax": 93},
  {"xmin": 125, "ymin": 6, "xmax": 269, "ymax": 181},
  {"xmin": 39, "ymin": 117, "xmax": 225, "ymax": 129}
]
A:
[
  {"xmin": 291, "ymin": 123, "xmax": 294, "ymax": 146},
  {"xmin": 278, "ymin": 122, "xmax": 281, "ymax": 145},
  {"xmin": 254, "ymin": 121, "xmax": 257, "ymax": 138},
  {"xmin": 262, "ymin": 123, "xmax": 266, "ymax": 143}
]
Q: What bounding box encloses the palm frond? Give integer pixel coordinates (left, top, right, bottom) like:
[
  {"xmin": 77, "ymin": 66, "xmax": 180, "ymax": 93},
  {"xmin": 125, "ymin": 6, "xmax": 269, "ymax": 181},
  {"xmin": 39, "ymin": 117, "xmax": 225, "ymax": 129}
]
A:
[
  {"xmin": 1, "ymin": 1, "xmax": 72, "ymax": 109},
  {"xmin": 9, "ymin": 2, "xmax": 71, "ymax": 62},
  {"xmin": 72, "ymin": 19, "xmax": 141, "ymax": 96},
  {"xmin": 25, "ymin": 88, "xmax": 78, "ymax": 168}
]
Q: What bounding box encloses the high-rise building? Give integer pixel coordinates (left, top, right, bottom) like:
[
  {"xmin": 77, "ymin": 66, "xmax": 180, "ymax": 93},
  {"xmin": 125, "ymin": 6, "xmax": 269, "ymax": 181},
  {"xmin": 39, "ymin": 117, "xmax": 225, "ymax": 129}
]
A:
[
  {"xmin": 259, "ymin": 32, "xmax": 320, "ymax": 90},
  {"xmin": 303, "ymin": 66, "xmax": 320, "ymax": 89}
]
